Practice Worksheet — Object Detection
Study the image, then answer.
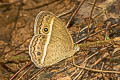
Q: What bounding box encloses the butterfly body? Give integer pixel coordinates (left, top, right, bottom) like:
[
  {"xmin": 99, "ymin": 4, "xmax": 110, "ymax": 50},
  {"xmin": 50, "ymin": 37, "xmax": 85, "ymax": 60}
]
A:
[{"xmin": 29, "ymin": 11, "xmax": 75, "ymax": 68}]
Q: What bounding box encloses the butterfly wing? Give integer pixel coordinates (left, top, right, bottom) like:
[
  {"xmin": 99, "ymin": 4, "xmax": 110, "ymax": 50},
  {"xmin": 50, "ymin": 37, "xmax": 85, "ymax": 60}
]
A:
[{"xmin": 29, "ymin": 11, "xmax": 75, "ymax": 68}]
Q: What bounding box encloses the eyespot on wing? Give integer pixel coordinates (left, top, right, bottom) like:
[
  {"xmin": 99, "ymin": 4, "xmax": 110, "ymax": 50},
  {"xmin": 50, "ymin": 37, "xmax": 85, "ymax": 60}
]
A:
[
  {"xmin": 29, "ymin": 34, "xmax": 47, "ymax": 68},
  {"xmin": 34, "ymin": 11, "xmax": 55, "ymax": 35}
]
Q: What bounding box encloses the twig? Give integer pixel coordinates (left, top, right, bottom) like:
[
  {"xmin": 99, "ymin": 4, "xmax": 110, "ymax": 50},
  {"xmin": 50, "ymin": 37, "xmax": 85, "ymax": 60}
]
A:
[
  {"xmin": 66, "ymin": 0, "xmax": 87, "ymax": 27},
  {"xmin": 4, "ymin": 37, "xmax": 32, "ymax": 55},
  {"xmin": 29, "ymin": 68, "xmax": 45, "ymax": 80},
  {"xmin": 0, "ymin": 0, "xmax": 20, "ymax": 8},
  {"xmin": 88, "ymin": 0, "xmax": 97, "ymax": 33},
  {"xmin": 105, "ymin": 21, "xmax": 111, "ymax": 40},
  {"xmin": 73, "ymin": 47, "xmax": 108, "ymax": 80},
  {"xmin": 57, "ymin": 5, "xmax": 75, "ymax": 18},
  {"xmin": 75, "ymin": 20, "xmax": 119, "ymax": 44},
  {"xmin": 9, "ymin": 1, "xmax": 22, "ymax": 42},
  {"xmin": 10, "ymin": 61, "xmax": 32, "ymax": 80},
  {"xmin": 23, "ymin": 0, "xmax": 60, "ymax": 11},
  {"xmin": 92, "ymin": 52, "xmax": 110, "ymax": 67},
  {"xmin": 17, "ymin": 64, "xmax": 34, "ymax": 80},
  {"xmin": 75, "ymin": 28, "xmax": 105, "ymax": 44},
  {"xmin": 73, "ymin": 59, "xmax": 120, "ymax": 74}
]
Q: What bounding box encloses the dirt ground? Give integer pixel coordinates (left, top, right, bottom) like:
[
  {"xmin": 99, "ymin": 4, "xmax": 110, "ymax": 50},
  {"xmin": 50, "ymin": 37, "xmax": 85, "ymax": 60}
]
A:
[{"xmin": 0, "ymin": 0, "xmax": 120, "ymax": 80}]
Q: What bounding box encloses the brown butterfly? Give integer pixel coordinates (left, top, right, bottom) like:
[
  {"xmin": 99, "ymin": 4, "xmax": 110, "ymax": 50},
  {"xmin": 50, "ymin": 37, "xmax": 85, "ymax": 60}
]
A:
[{"xmin": 29, "ymin": 11, "xmax": 75, "ymax": 68}]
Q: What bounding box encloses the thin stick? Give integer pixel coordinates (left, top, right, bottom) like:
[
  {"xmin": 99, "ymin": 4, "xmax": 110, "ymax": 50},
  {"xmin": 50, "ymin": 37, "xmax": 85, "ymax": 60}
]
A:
[
  {"xmin": 57, "ymin": 5, "xmax": 75, "ymax": 18},
  {"xmin": 4, "ymin": 37, "xmax": 32, "ymax": 55},
  {"xmin": 29, "ymin": 68, "xmax": 45, "ymax": 80},
  {"xmin": 73, "ymin": 60, "xmax": 120, "ymax": 74},
  {"xmin": 0, "ymin": 0, "xmax": 20, "ymax": 8},
  {"xmin": 75, "ymin": 22, "xmax": 118, "ymax": 44},
  {"xmin": 9, "ymin": 1, "xmax": 22, "ymax": 41},
  {"xmin": 74, "ymin": 24, "xmax": 105, "ymax": 44},
  {"xmin": 17, "ymin": 64, "xmax": 34, "ymax": 80},
  {"xmin": 88, "ymin": 0, "xmax": 97, "ymax": 33},
  {"xmin": 73, "ymin": 47, "xmax": 108, "ymax": 80},
  {"xmin": 24, "ymin": 0, "xmax": 60, "ymax": 11},
  {"xmin": 10, "ymin": 61, "xmax": 32, "ymax": 80},
  {"xmin": 66, "ymin": 0, "xmax": 87, "ymax": 27}
]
